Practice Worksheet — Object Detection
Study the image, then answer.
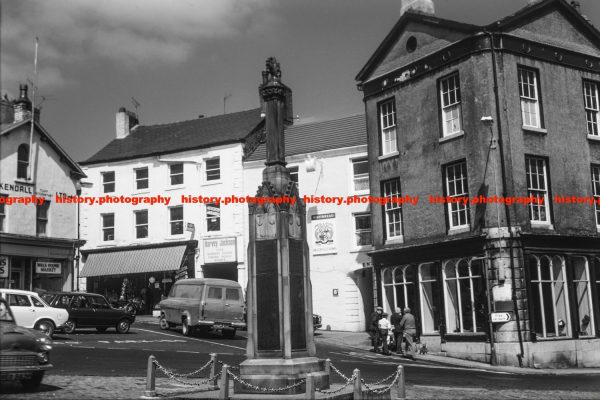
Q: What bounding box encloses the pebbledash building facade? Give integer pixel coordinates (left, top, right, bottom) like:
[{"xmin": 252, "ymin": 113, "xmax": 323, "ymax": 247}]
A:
[
  {"xmin": 78, "ymin": 107, "xmax": 265, "ymax": 308},
  {"xmin": 0, "ymin": 84, "xmax": 86, "ymax": 292},
  {"xmin": 356, "ymin": 0, "xmax": 600, "ymax": 367}
]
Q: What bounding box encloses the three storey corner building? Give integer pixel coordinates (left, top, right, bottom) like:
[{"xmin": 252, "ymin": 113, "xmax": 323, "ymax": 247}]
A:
[
  {"xmin": 244, "ymin": 115, "xmax": 374, "ymax": 332},
  {"xmin": 0, "ymin": 84, "xmax": 86, "ymax": 293},
  {"xmin": 356, "ymin": 0, "xmax": 600, "ymax": 367},
  {"xmin": 78, "ymin": 107, "xmax": 264, "ymax": 310}
]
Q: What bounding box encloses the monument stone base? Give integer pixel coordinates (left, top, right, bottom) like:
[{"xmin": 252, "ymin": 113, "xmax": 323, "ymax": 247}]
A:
[{"xmin": 234, "ymin": 357, "xmax": 330, "ymax": 395}]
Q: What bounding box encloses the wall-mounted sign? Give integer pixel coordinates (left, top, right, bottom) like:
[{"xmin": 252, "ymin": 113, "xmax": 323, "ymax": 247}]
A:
[
  {"xmin": 186, "ymin": 222, "xmax": 195, "ymax": 232},
  {"xmin": 204, "ymin": 237, "xmax": 237, "ymax": 264},
  {"xmin": 491, "ymin": 312, "xmax": 512, "ymax": 323},
  {"xmin": 311, "ymin": 213, "xmax": 336, "ymax": 255},
  {"xmin": 0, "ymin": 256, "xmax": 9, "ymax": 278},
  {"xmin": 35, "ymin": 261, "xmax": 61, "ymax": 274}
]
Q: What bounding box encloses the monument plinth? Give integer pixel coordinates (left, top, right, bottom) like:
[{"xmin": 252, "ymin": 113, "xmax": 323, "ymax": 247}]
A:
[{"xmin": 235, "ymin": 58, "xmax": 329, "ymax": 394}]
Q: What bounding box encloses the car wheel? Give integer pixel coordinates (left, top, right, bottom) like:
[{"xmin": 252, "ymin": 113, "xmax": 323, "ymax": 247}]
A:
[
  {"xmin": 159, "ymin": 315, "xmax": 170, "ymax": 330},
  {"xmin": 63, "ymin": 320, "xmax": 76, "ymax": 334},
  {"xmin": 222, "ymin": 328, "xmax": 236, "ymax": 339},
  {"xmin": 21, "ymin": 371, "xmax": 44, "ymax": 391},
  {"xmin": 35, "ymin": 319, "xmax": 55, "ymax": 337},
  {"xmin": 96, "ymin": 327, "xmax": 107, "ymax": 333},
  {"xmin": 116, "ymin": 319, "xmax": 131, "ymax": 334},
  {"xmin": 182, "ymin": 319, "xmax": 193, "ymax": 336}
]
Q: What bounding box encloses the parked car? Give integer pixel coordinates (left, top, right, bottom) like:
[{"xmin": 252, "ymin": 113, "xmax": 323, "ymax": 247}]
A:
[
  {"xmin": 0, "ymin": 298, "xmax": 53, "ymax": 390},
  {"xmin": 313, "ymin": 314, "xmax": 322, "ymax": 331},
  {"xmin": 43, "ymin": 292, "xmax": 135, "ymax": 334},
  {"xmin": 158, "ymin": 278, "xmax": 246, "ymax": 338},
  {"xmin": 0, "ymin": 289, "xmax": 68, "ymax": 337}
]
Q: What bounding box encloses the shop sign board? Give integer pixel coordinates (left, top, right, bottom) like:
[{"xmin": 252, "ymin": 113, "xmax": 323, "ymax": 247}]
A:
[
  {"xmin": 0, "ymin": 256, "xmax": 9, "ymax": 278},
  {"xmin": 35, "ymin": 261, "xmax": 61, "ymax": 274},
  {"xmin": 311, "ymin": 213, "xmax": 337, "ymax": 255},
  {"xmin": 204, "ymin": 237, "xmax": 237, "ymax": 264},
  {"xmin": 491, "ymin": 312, "xmax": 512, "ymax": 323}
]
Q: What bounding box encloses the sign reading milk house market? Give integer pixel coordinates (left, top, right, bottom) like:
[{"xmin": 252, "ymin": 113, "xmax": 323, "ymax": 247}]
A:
[
  {"xmin": 35, "ymin": 261, "xmax": 62, "ymax": 274},
  {"xmin": 311, "ymin": 213, "xmax": 337, "ymax": 255},
  {"xmin": 203, "ymin": 237, "xmax": 237, "ymax": 264}
]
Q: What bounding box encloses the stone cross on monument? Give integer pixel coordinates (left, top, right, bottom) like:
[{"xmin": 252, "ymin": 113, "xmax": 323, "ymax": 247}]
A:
[{"xmin": 236, "ymin": 58, "xmax": 329, "ymax": 394}]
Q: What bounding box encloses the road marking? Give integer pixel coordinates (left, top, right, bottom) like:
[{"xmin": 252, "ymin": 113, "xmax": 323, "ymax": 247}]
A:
[
  {"xmin": 73, "ymin": 346, "xmax": 96, "ymax": 349},
  {"xmin": 176, "ymin": 350, "xmax": 200, "ymax": 354},
  {"xmin": 133, "ymin": 328, "xmax": 245, "ymax": 351},
  {"xmin": 53, "ymin": 341, "xmax": 81, "ymax": 345},
  {"xmin": 98, "ymin": 341, "xmax": 110, "ymax": 343}
]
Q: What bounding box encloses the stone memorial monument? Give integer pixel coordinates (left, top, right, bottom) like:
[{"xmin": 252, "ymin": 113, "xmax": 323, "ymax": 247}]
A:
[{"xmin": 235, "ymin": 58, "xmax": 329, "ymax": 394}]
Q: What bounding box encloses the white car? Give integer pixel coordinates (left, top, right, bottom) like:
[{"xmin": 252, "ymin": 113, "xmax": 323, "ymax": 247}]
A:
[{"xmin": 0, "ymin": 289, "xmax": 69, "ymax": 337}]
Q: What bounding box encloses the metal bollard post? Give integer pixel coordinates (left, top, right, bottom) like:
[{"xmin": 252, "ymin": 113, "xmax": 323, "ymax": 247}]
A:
[
  {"xmin": 391, "ymin": 365, "xmax": 406, "ymax": 400},
  {"xmin": 143, "ymin": 355, "xmax": 157, "ymax": 398},
  {"xmin": 304, "ymin": 372, "xmax": 316, "ymax": 400},
  {"xmin": 218, "ymin": 364, "xmax": 229, "ymax": 400},
  {"xmin": 353, "ymin": 368, "xmax": 362, "ymax": 400},
  {"xmin": 324, "ymin": 358, "xmax": 331, "ymax": 377},
  {"xmin": 208, "ymin": 353, "xmax": 218, "ymax": 390}
]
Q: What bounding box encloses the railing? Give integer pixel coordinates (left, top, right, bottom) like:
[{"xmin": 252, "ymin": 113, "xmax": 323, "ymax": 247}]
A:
[{"xmin": 141, "ymin": 354, "xmax": 406, "ymax": 399}]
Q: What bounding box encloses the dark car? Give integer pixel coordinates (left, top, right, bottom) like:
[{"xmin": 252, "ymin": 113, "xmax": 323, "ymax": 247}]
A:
[
  {"xmin": 43, "ymin": 292, "xmax": 135, "ymax": 334},
  {"xmin": 313, "ymin": 314, "xmax": 322, "ymax": 330},
  {"xmin": 0, "ymin": 298, "xmax": 53, "ymax": 390}
]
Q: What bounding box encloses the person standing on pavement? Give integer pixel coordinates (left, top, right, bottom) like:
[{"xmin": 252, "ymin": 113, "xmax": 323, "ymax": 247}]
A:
[
  {"xmin": 399, "ymin": 307, "xmax": 417, "ymax": 359},
  {"xmin": 370, "ymin": 306, "xmax": 383, "ymax": 351},
  {"xmin": 390, "ymin": 307, "xmax": 403, "ymax": 354},
  {"xmin": 378, "ymin": 312, "xmax": 392, "ymax": 355}
]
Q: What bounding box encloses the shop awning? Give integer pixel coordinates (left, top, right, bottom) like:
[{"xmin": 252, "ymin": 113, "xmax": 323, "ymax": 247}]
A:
[{"xmin": 80, "ymin": 245, "xmax": 187, "ymax": 278}]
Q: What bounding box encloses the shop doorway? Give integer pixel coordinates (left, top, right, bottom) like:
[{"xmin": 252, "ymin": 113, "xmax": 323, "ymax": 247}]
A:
[{"xmin": 10, "ymin": 268, "xmax": 24, "ymax": 290}]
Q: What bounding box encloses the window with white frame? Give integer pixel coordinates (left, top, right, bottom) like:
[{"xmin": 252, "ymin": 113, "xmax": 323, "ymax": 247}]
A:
[
  {"xmin": 518, "ymin": 67, "xmax": 542, "ymax": 128},
  {"xmin": 36, "ymin": 201, "xmax": 49, "ymax": 236},
  {"xmin": 573, "ymin": 257, "xmax": 595, "ymax": 337},
  {"xmin": 443, "ymin": 258, "xmax": 486, "ymax": 333},
  {"xmin": 289, "ymin": 166, "xmax": 299, "ymax": 188},
  {"xmin": 352, "ymin": 157, "xmax": 369, "ymax": 193},
  {"xmin": 526, "ymin": 157, "xmax": 551, "ymax": 224},
  {"xmin": 379, "ymin": 99, "xmax": 397, "ymax": 155},
  {"xmin": 135, "ymin": 167, "xmax": 149, "ymax": 190},
  {"xmin": 206, "ymin": 203, "xmax": 220, "ymax": 232},
  {"xmin": 353, "ymin": 212, "xmax": 372, "ymax": 247},
  {"xmin": 592, "ymin": 165, "xmax": 600, "ymax": 228},
  {"xmin": 528, "ymin": 255, "xmax": 570, "ymax": 338},
  {"xmin": 17, "ymin": 144, "xmax": 29, "ymax": 179},
  {"xmin": 0, "ymin": 194, "xmax": 6, "ymax": 231},
  {"xmin": 584, "ymin": 80, "xmax": 599, "ymax": 137},
  {"xmin": 444, "ymin": 161, "xmax": 470, "ymax": 229},
  {"xmin": 102, "ymin": 171, "xmax": 115, "ymax": 193},
  {"xmin": 439, "ymin": 73, "xmax": 462, "ymax": 136},
  {"xmin": 102, "ymin": 213, "xmax": 115, "ymax": 241},
  {"xmin": 419, "ymin": 263, "xmax": 442, "ymax": 333},
  {"xmin": 169, "ymin": 206, "xmax": 183, "ymax": 235},
  {"xmin": 205, "ymin": 157, "xmax": 220, "ymax": 181},
  {"xmin": 382, "ymin": 265, "xmax": 416, "ymax": 314},
  {"xmin": 382, "ymin": 179, "xmax": 402, "ymax": 239},
  {"xmin": 135, "ymin": 209, "xmax": 148, "ymax": 239},
  {"xmin": 170, "ymin": 163, "xmax": 184, "ymax": 186}
]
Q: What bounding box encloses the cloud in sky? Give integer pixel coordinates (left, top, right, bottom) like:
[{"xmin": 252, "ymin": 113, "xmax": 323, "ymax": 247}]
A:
[{"xmin": 0, "ymin": 0, "xmax": 275, "ymax": 94}]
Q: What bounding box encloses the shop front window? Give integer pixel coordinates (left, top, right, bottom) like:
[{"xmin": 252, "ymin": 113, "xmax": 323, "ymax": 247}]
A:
[
  {"xmin": 443, "ymin": 258, "xmax": 486, "ymax": 333},
  {"xmin": 529, "ymin": 255, "xmax": 570, "ymax": 338},
  {"xmin": 381, "ymin": 265, "xmax": 416, "ymax": 313},
  {"xmin": 419, "ymin": 262, "xmax": 441, "ymax": 333},
  {"xmin": 573, "ymin": 257, "xmax": 595, "ymax": 337}
]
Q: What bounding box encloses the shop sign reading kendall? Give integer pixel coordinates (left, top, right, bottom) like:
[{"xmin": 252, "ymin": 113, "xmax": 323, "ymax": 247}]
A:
[
  {"xmin": 35, "ymin": 261, "xmax": 61, "ymax": 274},
  {"xmin": 204, "ymin": 237, "xmax": 237, "ymax": 264}
]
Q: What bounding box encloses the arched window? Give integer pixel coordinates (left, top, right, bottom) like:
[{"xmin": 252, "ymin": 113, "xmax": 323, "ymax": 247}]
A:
[
  {"xmin": 17, "ymin": 144, "xmax": 29, "ymax": 179},
  {"xmin": 573, "ymin": 257, "xmax": 594, "ymax": 336},
  {"xmin": 419, "ymin": 262, "xmax": 441, "ymax": 333},
  {"xmin": 381, "ymin": 265, "xmax": 416, "ymax": 314},
  {"xmin": 443, "ymin": 258, "xmax": 485, "ymax": 333}
]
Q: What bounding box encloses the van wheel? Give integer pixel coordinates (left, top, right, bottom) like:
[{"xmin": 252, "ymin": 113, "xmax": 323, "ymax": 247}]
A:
[
  {"xmin": 222, "ymin": 328, "xmax": 236, "ymax": 339},
  {"xmin": 182, "ymin": 319, "xmax": 193, "ymax": 336},
  {"xmin": 159, "ymin": 315, "xmax": 170, "ymax": 330}
]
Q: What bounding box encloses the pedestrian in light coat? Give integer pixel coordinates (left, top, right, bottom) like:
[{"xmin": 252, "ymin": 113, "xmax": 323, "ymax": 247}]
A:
[{"xmin": 378, "ymin": 313, "xmax": 392, "ymax": 355}]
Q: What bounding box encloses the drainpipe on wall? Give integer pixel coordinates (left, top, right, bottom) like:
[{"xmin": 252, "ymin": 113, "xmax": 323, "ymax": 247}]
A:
[{"xmin": 485, "ymin": 31, "xmax": 525, "ymax": 367}]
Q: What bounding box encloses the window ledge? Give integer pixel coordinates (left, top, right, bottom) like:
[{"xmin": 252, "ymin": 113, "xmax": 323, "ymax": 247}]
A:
[
  {"xmin": 522, "ymin": 126, "xmax": 547, "ymax": 135},
  {"xmin": 14, "ymin": 179, "xmax": 34, "ymax": 185},
  {"xmin": 378, "ymin": 151, "xmax": 399, "ymax": 161},
  {"xmin": 201, "ymin": 180, "xmax": 222, "ymax": 186},
  {"xmin": 98, "ymin": 242, "xmax": 117, "ymax": 247},
  {"xmin": 165, "ymin": 185, "xmax": 185, "ymax": 191},
  {"xmin": 133, "ymin": 190, "xmax": 150, "ymax": 195},
  {"xmin": 448, "ymin": 226, "xmax": 470, "ymax": 235},
  {"xmin": 165, "ymin": 235, "xmax": 186, "ymax": 240},
  {"xmin": 534, "ymin": 335, "xmax": 571, "ymax": 341},
  {"xmin": 384, "ymin": 236, "xmax": 404, "ymax": 245},
  {"xmin": 352, "ymin": 190, "xmax": 370, "ymax": 197},
  {"xmin": 530, "ymin": 222, "xmax": 554, "ymax": 230},
  {"xmin": 588, "ymin": 134, "xmax": 600, "ymax": 142},
  {"xmin": 439, "ymin": 131, "xmax": 464, "ymax": 143}
]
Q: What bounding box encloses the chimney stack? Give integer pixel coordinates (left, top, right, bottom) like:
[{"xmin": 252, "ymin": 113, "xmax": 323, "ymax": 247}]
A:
[
  {"xmin": 14, "ymin": 84, "xmax": 32, "ymax": 122},
  {"xmin": 116, "ymin": 107, "xmax": 139, "ymax": 139},
  {"xmin": 400, "ymin": 0, "xmax": 435, "ymax": 16}
]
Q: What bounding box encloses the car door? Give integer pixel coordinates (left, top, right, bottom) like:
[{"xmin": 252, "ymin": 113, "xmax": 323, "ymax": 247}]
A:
[
  {"xmin": 71, "ymin": 295, "xmax": 95, "ymax": 326},
  {"xmin": 223, "ymin": 287, "xmax": 244, "ymax": 322},
  {"xmin": 204, "ymin": 286, "xmax": 224, "ymax": 322},
  {"xmin": 7, "ymin": 294, "xmax": 36, "ymax": 328},
  {"xmin": 90, "ymin": 295, "xmax": 114, "ymax": 326}
]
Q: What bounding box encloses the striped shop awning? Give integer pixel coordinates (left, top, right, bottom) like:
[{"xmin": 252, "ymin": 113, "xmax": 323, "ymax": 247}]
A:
[{"xmin": 80, "ymin": 245, "xmax": 187, "ymax": 278}]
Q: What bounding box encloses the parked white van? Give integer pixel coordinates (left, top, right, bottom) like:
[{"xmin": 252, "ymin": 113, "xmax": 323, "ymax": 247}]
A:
[
  {"xmin": 158, "ymin": 278, "xmax": 246, "ymax": 339},
  {"xmin": 0, "ymin": 289, "xmax": 69, "ymax": 337}
]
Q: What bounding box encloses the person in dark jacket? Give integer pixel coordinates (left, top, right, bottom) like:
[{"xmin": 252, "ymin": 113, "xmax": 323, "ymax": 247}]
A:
[
  {"xmin": 370, "ymin": 306, "xmax": 383, "ymax": 352},
  {"xmin": 390, "ymin": 307, "xmax": 403, "ymax": 354},
  {"xmin": 399, "ymin": 307, "xmax": 417, "ymax": 359}
]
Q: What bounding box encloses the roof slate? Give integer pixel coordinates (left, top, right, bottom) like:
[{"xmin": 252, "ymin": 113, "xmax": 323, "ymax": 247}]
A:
[
  {"xmin": 245, "ymin": 114, "xmax": 366, "ymax": 162},
  {"xmin": 82, "ymin": 108, "xmax": 263, "ymax": 165}
]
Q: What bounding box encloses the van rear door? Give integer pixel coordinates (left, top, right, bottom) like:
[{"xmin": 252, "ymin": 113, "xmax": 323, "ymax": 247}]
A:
[
  {"xmin": 203, "ymin": 286, "xmax": 225, "ymax": 321},
  {"xmin": 223, "ymin": 287, "xmax": 244, "ymax": 322}
]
